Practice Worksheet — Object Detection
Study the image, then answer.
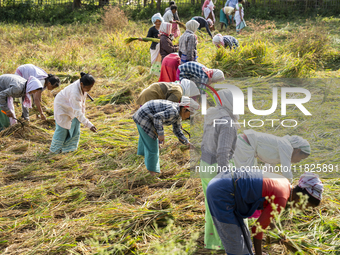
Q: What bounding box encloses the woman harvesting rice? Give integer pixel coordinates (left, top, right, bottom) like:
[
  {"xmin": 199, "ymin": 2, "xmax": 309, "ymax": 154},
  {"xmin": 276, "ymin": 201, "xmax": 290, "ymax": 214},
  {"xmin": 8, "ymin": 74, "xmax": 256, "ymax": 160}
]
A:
[
  {"xmin": 220, "ymin": 6, "xmax": 235, "ymax": 30},
  {"xmin": 15, "ymin": 64, "xmax": 60, "ymax": 121},
  {"xmin": 159, "ymin": 22, "xmax": 179, "ymax": 61},
  {"xmin": 158, "ymin": 53, "xmax": 181, "ymax": 82},
  {"xmin": 206, "ymin": 171, "xmax": 323, "ymax": 255},
  {"xmin": 192, "ymin": 16, "xmax": 213, "ymax": 39},
  {"xmin": 178, "ymin": 62, "xmax": 224, "ymax": 92},
  {"xmin": 199, "ymin": 89, "xmax": 238, "ymax": 250},
  {"xmin": 212, "ymin": 34, "xmax": 239, "ymax": 50},
  {"xmin": 136, "ymin": 79, "xmax": 200, "ymax": 105},
  {"xmin": 141, "ymin": 13, "xmax": 163, "ymax": 76},
  {"xmin": 178, "ymin": 20, "xmax": 200, "ymax": 64},
  {"xmin": 133, "ymin": 97, "xmax": 199, "ymax": 175},
  {"xmin": 201, "ymin": 0, "xmax": 215, "ymax": 30},
  {"xmin": 50, "ymin": 72, "xmax": 97, "ymax": 154},
  {"xmin": 0, "ymin": 74, "xmax": 43, "ymax": 130},
  {"xmin": 233, "ymin": 130, "xmax": 311, "ymax": 180}
]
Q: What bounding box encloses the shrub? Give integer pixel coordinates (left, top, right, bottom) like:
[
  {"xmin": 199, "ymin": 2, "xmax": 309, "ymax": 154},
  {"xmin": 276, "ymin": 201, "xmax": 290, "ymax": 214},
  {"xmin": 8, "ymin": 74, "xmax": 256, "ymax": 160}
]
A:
[{"xmin": 102, "ymin": 6, "xmax": 128, "ymax": 32}]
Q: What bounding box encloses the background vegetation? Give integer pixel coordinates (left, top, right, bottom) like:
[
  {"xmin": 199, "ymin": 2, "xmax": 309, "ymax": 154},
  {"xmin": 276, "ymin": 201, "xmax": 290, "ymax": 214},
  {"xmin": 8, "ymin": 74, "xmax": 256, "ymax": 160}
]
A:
[{"xmin": 0, "ymin": 6, "xmax": 339, "ymax": 254}]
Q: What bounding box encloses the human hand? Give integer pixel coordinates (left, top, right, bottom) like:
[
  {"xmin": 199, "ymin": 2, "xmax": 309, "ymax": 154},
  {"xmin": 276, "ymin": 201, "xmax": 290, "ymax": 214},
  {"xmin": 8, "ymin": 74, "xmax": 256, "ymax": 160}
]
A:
[
  {"xmin": 4, "ymin": 111, "xmax": 14, "ymax": 118},
  {"xmin": 90, "ymin": 126, "xmax": 97, "ymax": 133},
  {"xmin": 158, "ymin": 135, "xmax": 165, "ymax": 144},
  {"xmin": 41, "ymin": 114, "xmax": 47, "ymax": 121},
  {"xmin": 138, "ymin": 37, "xmax": 143, "ymax": 41}
]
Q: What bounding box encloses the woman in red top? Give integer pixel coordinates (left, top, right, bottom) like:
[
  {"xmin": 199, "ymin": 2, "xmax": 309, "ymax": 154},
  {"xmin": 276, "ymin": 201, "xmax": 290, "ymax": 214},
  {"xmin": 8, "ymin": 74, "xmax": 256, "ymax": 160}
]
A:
[
  {"xmin": 158, "ymin": 53, "xmax": 181, "ymax": 82},
  {"xmin": 206, "ymin": 171, "xmax": 323, "ymax": 255}
]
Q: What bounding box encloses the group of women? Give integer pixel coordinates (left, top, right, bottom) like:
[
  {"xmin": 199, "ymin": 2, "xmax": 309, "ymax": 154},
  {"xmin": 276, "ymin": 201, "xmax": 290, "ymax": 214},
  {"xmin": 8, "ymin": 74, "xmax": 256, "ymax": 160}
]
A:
[{"xmin": 0, "ymin": 7, "xmax": 325, "ymax": 255}]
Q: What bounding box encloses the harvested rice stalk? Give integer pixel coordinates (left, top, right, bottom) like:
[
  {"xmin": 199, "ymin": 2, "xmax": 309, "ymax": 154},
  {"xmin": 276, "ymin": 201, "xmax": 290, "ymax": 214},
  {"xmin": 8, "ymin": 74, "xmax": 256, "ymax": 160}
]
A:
[{"xmin": 124, "ymin": 37, "xmax": 160, "ymax": 44}]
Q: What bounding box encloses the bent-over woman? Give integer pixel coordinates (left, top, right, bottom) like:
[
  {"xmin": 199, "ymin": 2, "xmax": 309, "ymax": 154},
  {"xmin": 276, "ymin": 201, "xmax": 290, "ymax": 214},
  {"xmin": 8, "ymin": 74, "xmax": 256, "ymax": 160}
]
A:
[
  {"xmin": 212, "ymin": 34, "xmax": 239, "ymax": 50},
  {"xmin": 192, "ymin": 16, "xmax": 213, "ymax": 39},
  {"xmin": 207, "ymin": 171, "xmax": 323, "ymax": 255},
  {"xmin": 136, "ymin": 79, "xmax": 200, "ymax": 105},
  {"xmin": 200, "ymin": 89, "xmax": 239, "ymax": 250},
  {"xmin": 178, "ymin": 62, "xmax": 224, "ymax": 92},
  {"xmin": 178, "ymin": 20, "xmax": 200, "ymax": 64},
  {"xmin": 0, "ymin": 74, "xmax": 43, "ymax": 130},
  {"xmin": 50, "ymin": 72, "xmax": 97, "ymax": 154},
  {"xmin": 133, "ymin": 97, "xmax": 199, "ymax": 175},
  {"xmin": 158, "ymin": 53, "xmax": 181, "ymax": 82},
  {"xmin": 15, "ymin": 64, "xmax": 60, "ymax": 120}
]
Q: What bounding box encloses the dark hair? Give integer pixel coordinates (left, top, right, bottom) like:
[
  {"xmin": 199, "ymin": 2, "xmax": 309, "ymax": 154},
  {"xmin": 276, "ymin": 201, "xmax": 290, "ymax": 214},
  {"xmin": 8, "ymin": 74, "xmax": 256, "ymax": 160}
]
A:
[
  {"xmin": 80, "ymin": 72, "xmax": 95, "ymax": 86},
  {"xmin": 45, "ymin": 74, "xmax": 60, "ymax": 87},
  {"xmin": 238, "ymin": 0, "xmax": 243, "ymax": 2},
  {"xmin": 169, "ymin": 1, "xmax": 175, "ymax": 6},
  {"xmin": 170, "ymin": 5, "xmax": 177, "ymax": 10},
  {"xmin": 293, "ymin": 185, "xmax": 321, "ymax": 206}
]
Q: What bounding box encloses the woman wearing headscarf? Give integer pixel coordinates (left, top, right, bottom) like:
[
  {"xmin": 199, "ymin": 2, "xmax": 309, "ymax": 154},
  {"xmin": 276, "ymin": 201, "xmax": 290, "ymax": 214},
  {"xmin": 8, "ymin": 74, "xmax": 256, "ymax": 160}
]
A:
[
  {"xmin": 233, "ymin": 130, "xmax": 311, "ymax": 181},
  {"xmin": 201, "ymin": 0, "xmax": 215, "ymax": 30},
  {"xmin": 235, "ymin": 0, "xmax": 246, "ymax": 33},
  {"xmin": 133, "ymin": 97, "xmax": 199, "ymax": 175},
  {"xmin": 163, "ymin": 5, "xmax": 181, "ymax": 38},
  {"xmin": 136, "ymin": 79, "xmax": 200, "ymax": 106},
  {"xmin": 199, "ymin": 89, "xmax": 239, "ymax": 250},
  {"xmin": 158, "ymin": 53, "xmax": 181, "ymax": 82},
  {"xmin": 178, "ymin": 62, "xmax": 224, "ymax": 93},
  {"xmin": 15, "ymin": 64, "xmax": 60, "ymax": 121},
  {"xmin": 212, "ymin": 34, "xmax": 239, "ymax": 50},
  {"xmin": 50, "ymin": 72, "xmax": 97, "ymax": 154},
  {"xmin": 178, "ymin": 20, "xmax": 200, "ymax": 64},
  {"xmin": 192, "ymin": 16, "xmax": 213, "ymax": 39},
  {"xmin": 207, "ymin": 171, "xmax": 323, "ymax": 255},
  {"xmin": 0, "ymin": 74, "xmax": 43, "ymax": 130},
  {"xmin": 143, "ymin": 13, "xmax": 163, "ymax": 76},
  {"xmin": 159, "ymin": 22, "xmax": 179, "ymax": 61}
]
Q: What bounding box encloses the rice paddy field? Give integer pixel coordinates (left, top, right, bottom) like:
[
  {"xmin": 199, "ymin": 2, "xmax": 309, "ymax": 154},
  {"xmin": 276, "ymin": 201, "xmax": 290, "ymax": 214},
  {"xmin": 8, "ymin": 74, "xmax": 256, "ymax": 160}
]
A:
[{"xmin": 0, "ymin": 8, "xmax": 340, "ymax": 254}]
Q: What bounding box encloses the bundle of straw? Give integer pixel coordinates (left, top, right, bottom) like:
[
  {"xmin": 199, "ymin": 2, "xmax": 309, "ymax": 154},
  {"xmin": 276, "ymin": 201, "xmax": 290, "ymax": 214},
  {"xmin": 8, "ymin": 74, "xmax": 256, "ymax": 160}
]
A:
[
  {"xmin": 124, "ymin": 37, "xmax": 160, "ymax": 44},
  {"xmin": 176, "ymin": 21, "xmax": 186, "ymax": 30}
]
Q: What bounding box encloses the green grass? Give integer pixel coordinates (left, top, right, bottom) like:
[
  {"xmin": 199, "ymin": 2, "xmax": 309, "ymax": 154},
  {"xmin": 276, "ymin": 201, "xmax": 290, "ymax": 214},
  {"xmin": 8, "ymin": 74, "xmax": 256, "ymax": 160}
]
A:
[{"xmin": 0, "ymin": 14, "xmax": 340, "ymax": 254}]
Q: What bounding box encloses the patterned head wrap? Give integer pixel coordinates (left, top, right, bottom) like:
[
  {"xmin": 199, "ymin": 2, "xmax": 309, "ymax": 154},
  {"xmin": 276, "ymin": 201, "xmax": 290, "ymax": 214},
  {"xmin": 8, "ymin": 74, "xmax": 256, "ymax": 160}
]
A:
[
  {"xmin": 207, "ymin": 18, "xmax": 213, "ymax": 26},
  {"xmin": 212, "ymin": 34, "xmax": 225, "ymax": 47},
  {"xmin": 160, "ymin": 22, "xmax": 172, "ymax": 36},
  {"xmin": 298, "ymin": 172, "xmax": 323, "ymax": 200}
]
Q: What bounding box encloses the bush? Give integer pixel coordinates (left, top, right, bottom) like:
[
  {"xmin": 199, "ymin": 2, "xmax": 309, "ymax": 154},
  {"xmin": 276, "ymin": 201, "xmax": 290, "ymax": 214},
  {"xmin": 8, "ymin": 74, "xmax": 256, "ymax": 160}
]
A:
[{"xmin": 102, "ymin": 6, "xmax": 128, "ymax": 32}]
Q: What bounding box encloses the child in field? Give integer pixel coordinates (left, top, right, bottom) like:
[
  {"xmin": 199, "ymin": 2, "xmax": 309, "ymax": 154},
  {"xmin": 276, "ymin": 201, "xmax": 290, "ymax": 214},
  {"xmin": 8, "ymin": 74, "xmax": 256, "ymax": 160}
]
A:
[{"xmin": 235, "ymin": 0, "xmax": 246, "ymax": 33}]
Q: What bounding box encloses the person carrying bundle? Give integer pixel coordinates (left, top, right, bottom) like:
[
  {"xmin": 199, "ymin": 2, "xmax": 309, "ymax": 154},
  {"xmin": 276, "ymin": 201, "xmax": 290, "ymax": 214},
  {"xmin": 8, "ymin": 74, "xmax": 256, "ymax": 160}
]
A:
[
  {"xmin": 163, "ymin": 4, "xmax": 181, "ymax": 38},
  {"xmin": 206, "ymin": 171, "xmax": 323, "ymax": 255},
  {"xmin": 49, "ymin": 72, "xmax": 97, "ymax": 154},
  {"xmin": 159, "ymin": 22, "xmax": 179, "ymax": 61},
  {"xmin": 136, "ymin": 79, "xmax": 200, "ymax": 106},
  {"xmin": 133, "ymin": 97, "xmax": 199, "ymax": 175},
  {"xmin": 178, "ymin": 20, "xmax": 200, "ymax": 64},
  {"xmin": 15, "ymin": 64, "xmax": 60, "ymax": 120},
  {"xmin": 178, "ymin": 62, "xmax": 224, "ymax": 93},
  {"xmin": 0, "ymin": 74, "xmax": 43, "ymax": 130},
  {"xmin": 212, "ymin": 34, "xmax": 239, "ymax": 50},
  {"xmin": 191, "ymin": 16, "xmax": 214, "ymax": 39}
]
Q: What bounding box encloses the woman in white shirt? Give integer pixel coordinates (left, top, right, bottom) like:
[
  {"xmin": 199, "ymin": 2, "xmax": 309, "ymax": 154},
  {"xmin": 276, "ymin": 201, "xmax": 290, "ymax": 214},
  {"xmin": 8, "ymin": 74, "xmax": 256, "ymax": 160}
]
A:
[
  {"xmin": 15, "ymin": 64, "xmax": 60, "ymax": 120},
  {"xmin": 233, "ymin": 129, "xmax": 311, "ymax": 180},
  {"xmin": 50, "ymin": 72, "xmax": 97, "ymax": 154}
]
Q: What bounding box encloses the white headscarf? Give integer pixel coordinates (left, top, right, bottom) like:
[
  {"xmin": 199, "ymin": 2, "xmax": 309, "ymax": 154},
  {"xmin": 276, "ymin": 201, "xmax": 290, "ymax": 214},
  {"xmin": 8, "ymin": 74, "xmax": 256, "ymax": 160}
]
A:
[
  {"xmin": 179, "ymin": 96, "xmax": 200, "ymax": 112},
  {"xmin": 180, "ymin": 79, "xmax": 200, "ymax": 97},
  {"xmin": 204, "ymin": 89, "xmax": 239, "ymax": 126},
  {"xmin": 211, "ymin": 69, "xmax": 225, "ymax": 83},
  {"xmin": 212, "ymin": 34, "xmax": 224, "ymax": 47},
  {"xmin": 151, "ymin": 13, "xmax": 163, "ymax": 25},
  {"xmin": 160, "ymin": 22, "xmax": 172, "ymax": 35},
  {"xmin": 186, "ymin": 20, "xmax": 200, "ymax": 33},
  {"xmin": 24, "ymin": 76, "xmax": 43, "ymax": 108},
  {"xmin": 298, "ymin": 172, "xmax": 323, "ymax": 200},
  {"xmin": 207, "ymin": 18, "xmax": 213, "ymax": 26},
  {"xmin": 284, "ymin": 135, "xmax": 311, "ymax": 154}
]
